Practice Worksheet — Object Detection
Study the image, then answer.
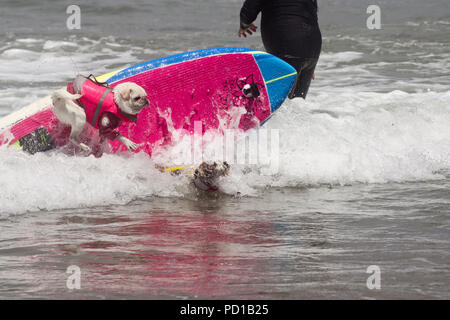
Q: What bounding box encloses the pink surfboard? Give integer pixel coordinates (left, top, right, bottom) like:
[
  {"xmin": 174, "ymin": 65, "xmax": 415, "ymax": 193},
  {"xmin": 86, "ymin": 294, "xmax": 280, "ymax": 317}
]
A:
[{"xmin": 0, "ymin": 47, "xmax": 296, "ymax": 156}]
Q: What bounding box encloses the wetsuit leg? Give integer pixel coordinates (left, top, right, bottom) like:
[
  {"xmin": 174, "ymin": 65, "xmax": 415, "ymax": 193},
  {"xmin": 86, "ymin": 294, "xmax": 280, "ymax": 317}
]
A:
[
  {"xmin": 281, "ymin": 57, "xmax": 318, "ymax": 99},
  {"xmin": 240, "ymin": 0, "xmax": 322, "ymax": 99},
  {"xmin": 261, "ymin": 20, "xmax": 322, "ymax": 100}
]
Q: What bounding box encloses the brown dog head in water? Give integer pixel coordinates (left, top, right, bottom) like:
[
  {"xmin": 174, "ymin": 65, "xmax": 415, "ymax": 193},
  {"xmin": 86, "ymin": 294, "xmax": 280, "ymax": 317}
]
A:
[{"xmin": 193, "ymin": 161, "xmax": 230, "ymax": 192}]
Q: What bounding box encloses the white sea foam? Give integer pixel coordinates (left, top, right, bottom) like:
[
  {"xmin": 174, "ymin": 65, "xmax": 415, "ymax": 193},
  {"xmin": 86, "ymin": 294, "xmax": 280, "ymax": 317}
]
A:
[
  {"xmin": 0, "ymin": 41, "xmax": 449, "ymax": 213},
  {"xmin": 1, "ymin": 88, "xmax": 449, "ymax": 214},
  {"xmin": 319, "ymin": 51, "xmax": 363, "ymax": 67},
  {"xmin": 0, "ymin": 36, "xmax": 170, "ymax": 117},
  {"xmin": 0, "ymin": 41, "xmax": 135, "ymax": 83},
  {"xmin": 0, "ymin": 149, "xmax": 186, "ymax": 214}
]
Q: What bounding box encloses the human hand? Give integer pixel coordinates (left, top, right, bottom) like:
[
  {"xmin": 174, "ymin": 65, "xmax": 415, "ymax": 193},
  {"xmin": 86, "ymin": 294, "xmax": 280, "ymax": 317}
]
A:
[{"xmin": 238, "ymin": 23, "xmax": 257, "ymax": 38}]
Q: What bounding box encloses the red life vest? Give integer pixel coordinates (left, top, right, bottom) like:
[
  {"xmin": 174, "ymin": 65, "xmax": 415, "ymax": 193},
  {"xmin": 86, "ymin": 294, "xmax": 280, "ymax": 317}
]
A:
[{"xmin": 67, "ymin": 75, "xmax": 137, "ymax": 128}]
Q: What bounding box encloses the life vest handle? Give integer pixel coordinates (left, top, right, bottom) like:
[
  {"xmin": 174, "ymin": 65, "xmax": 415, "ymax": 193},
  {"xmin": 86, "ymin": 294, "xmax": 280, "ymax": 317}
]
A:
[{"xmin": 87, "ymin": 74, "xmax": 111, "ymax": 88}]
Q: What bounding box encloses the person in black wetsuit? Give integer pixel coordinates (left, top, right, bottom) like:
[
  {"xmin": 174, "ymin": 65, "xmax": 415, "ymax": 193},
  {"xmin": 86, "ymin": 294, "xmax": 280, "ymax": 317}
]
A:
[{"xmin": 239, "ymin": 0, "xmax": 322, "ymax": 99}]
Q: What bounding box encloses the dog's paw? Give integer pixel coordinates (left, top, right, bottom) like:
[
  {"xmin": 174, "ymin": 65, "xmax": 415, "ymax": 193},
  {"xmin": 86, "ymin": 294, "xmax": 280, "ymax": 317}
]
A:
[
  {"xmin": 117, "ymin": 135, "xmax": 140, "ymax": 151},
  {"xmin": 69, "ymin": 138, "xmax": 91, "ymax": 153},
  {"xmin": 126, "ymin": 141, "xmax": 138, "ymax": 151},
  {"xmin": 79, "ymin": 143, "xmax": 91, "ymax": 153},
  {"xmin": 123, "ymin": 138, "xmax": 138, "ymax": 151}
]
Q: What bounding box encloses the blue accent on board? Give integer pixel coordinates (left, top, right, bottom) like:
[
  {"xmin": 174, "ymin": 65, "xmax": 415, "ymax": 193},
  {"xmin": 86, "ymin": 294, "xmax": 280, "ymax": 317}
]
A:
[
  {"xmin": 252, "ymin": 53, "xmax": 296, "ymax": 84},
  {"xmin": 253, "ymin": 53, "xmax": 297, "ymax": 113},
  {"xmin": 107, "ymin": 47, "xmax": 258, "ymax": 83},
  {"xmin": 266, "ymin": 76, "xmax": 296, "ymax": 113}
]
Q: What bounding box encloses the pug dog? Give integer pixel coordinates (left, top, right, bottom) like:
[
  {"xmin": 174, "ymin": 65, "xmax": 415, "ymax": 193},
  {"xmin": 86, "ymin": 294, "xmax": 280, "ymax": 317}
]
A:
[
  {"xmin": 109, "ymin": 82, "xmax": 149, "ymax": 150},
  {"xmin": 51, "ymin": 80, "xmax": 149, "ymax": 153},
  {"xmin": 192, "ymin": 161, "xmax": 230, "ymax": 192},
  {"xmin": 113, "ymin": 82, "xmax": 149, "ymax": 116},
  {"xmin": 50, "ymin": 89, "xmax": 89, "ymax": 151}
]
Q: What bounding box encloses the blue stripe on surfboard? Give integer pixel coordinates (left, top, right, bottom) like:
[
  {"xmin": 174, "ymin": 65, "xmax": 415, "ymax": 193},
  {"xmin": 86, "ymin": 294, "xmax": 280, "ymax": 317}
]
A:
[
  {"xmin": 266, "ymin": 76, "xmax": 295, "ymax": 113},
  {"xmin": 107, "ymin": 47, "xmax": 258, "ymax": 83},
  {"xmin": 252, "ymin": 53, "xmax": 296, "ymax": 85},
  {"xmin": 252, "ymin": 53, "xmax": 296, "ymax": 113}
]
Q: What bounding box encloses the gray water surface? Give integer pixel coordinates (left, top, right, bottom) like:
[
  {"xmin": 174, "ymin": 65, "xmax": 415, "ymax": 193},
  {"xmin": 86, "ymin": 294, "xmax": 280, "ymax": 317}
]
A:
[
  {"xmin": 0, "ymin": 0, "xmax": 449, "ymax": 299},
  {"xmin": 1, "ymin": 183, "xmax": 449, "ymax": 299}
]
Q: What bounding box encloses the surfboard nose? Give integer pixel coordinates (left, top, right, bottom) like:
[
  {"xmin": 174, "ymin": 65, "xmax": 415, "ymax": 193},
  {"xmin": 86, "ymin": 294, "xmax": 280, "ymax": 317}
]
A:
[{"xmin": 252, "ymin": 52, "xmax": 297, "ymax": 113}]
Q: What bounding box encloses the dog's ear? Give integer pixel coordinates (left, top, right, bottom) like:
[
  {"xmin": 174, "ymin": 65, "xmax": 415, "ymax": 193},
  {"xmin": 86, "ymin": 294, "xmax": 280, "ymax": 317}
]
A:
[{"xmin": 120, "ymin": 88, "xmax": 132, "ymax": 101}]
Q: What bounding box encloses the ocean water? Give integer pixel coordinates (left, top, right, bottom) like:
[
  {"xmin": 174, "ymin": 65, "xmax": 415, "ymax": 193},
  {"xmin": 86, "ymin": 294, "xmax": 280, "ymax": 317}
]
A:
[{"xmin": 0, "ymin": 0, "xmax": 449, "ymax": 299}]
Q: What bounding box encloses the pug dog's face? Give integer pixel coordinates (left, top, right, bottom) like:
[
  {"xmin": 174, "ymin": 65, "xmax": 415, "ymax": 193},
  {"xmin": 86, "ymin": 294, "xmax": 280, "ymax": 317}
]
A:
[
  {"xmin": 197, "ymin": 161, "xmax": 230, "ymax": 179},
  {"xmin": 113, "ymin": 82, "xmax": 149, "ymax": 115}
]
